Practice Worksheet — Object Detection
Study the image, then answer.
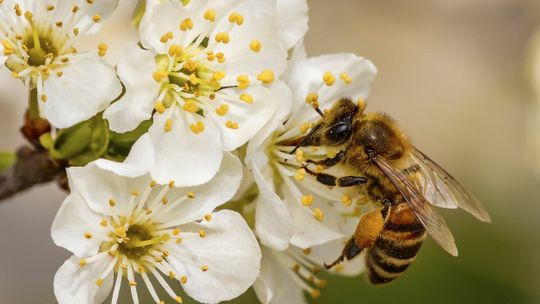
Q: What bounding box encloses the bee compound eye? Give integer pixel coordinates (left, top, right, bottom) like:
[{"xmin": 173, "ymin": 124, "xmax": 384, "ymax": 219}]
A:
[{"xmin": 328, "ymin": 120, "xmax": 352, "ymax": 142}]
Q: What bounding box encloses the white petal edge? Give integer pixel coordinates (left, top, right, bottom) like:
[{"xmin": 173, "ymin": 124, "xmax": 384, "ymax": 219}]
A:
[
  {"xmin": 94, "ymin": 133, "xmax": 155, "ymax": 178},
  {"xmin": 42, "ymin": 52, "xmax": 122, "ymax": 128},
  {"xmin": 275, "ymin": 0, "xmax": 309, "ymax": 50},
  {"xmin": 166, "ymin": 210, "xmax": 261, "ymax": 303}
]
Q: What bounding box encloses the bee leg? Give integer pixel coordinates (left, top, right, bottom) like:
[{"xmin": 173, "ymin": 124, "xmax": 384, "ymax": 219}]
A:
[
  {"xmin": 303, "ymin": 166, "xmax": 367, "ymax": 187},
  {"xmin": 324, "ymin": 238, "xmax": 362, "ymax": 269},
  {"xmin": 306, "ymin": 149, "xmax": 347, "ymax": 168}
]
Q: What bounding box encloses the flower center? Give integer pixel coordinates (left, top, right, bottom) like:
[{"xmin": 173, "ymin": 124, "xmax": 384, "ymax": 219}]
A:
[
  {"xmin": 24, "ymin": 35, "xmax": 58, "ymax": 67},
  {"xmin": 115, "ymin": 224, "xmax": 170, "ymax": 261}
]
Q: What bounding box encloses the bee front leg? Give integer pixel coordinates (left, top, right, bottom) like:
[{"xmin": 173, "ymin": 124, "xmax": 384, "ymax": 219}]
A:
[
  {"xmin": 303, "ymin": 166, "xmax": 367, "ymax": 187},
  {"xmin": 306, "ymin": 149, "xmax": 347, "ymax": 168}
]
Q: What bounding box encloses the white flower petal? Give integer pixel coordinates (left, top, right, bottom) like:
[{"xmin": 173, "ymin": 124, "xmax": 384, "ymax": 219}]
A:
[
  {"xmin": 42, "ymin": 52, "xmax": 122, "ymax": 128},
  {"xmin": 104, "ymin": 44, "xmax": 160, "ymax": 133},
  {"xmin": 275, "ymin": 0, "xmax": 309, "ymax": 50},
  {"xmin": 155, "ymin": 153, "xmax": 242, "ymax": 225},
  {"xmin": 253, "ymin": 247, "xmax": 308, "ymax": 304},
  {"xmin": 166, "ymin": 210, "xmax": 261, "ymax": 303},
  {"xmin": 67, "ymin": 163, "xmax": 150, "ymax": 216},
  {"xmin": 253, "ymin": 166, "xmax": 293, "ymax": 251},
  {"xmin": 54, "ymin": 255, "xmax": 114, "ymax": 304},
  {"xmin": 286, "ymin": 53, "xmax": 377, "ymax": 119},
  {"xmin": 149, "ymin": 111, "xmax": 223, "ymax": 187},
  {"xmin": 209, "ymin": 85, "xmax": 279, "ymax": 151},
  {"xmin": 211, "ymin": 0, "xmax": 287, "ymax": 77},
  {"xmin": 54, "ymin": 0, "xmax": 120, "ymax": 34},
  {"xmin": 140, "ymin": 1, "xmax": 207, "ymax": 53},
  {"xmin": 246, "ymin": 81, "xmax": 292, "ymax": 154},
  {"xmin": 94, "ymin": 134, "xmax": 155, "ymax": 178},
  {"xmin": 51, "ymin": 192, "xmax": 104, "ymax": 257}
]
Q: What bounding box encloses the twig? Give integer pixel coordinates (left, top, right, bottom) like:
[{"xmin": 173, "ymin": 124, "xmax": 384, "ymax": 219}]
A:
[{"xmin": 0, "ymin": 146, "xmax": 64, "ymax": 201}]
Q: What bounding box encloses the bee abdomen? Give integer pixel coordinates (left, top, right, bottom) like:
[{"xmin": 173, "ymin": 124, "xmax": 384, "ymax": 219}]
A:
[{"xmin": 366, "ymin": 218, "xmax": 426, "ymax": 285}]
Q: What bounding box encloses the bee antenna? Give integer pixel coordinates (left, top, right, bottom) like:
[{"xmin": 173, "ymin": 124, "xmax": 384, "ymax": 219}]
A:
[{"xmin": 289, "ymin": 124, "xmax": 321, "ymax": 154}]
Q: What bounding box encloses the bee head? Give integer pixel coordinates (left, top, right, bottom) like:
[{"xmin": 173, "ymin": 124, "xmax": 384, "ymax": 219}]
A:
[
  {"xmin": 355, "ymin": 113, "xmax": 407, "ymax": 160},
  {"xmin": 304, "ymin": 98, "xmax": 361, "ymax": 147}
]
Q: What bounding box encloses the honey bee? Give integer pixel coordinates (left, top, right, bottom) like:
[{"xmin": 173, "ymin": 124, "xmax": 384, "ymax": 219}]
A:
[{"xmin": 286, "ymin": 98, "xmax": 491, "ymax": 284}]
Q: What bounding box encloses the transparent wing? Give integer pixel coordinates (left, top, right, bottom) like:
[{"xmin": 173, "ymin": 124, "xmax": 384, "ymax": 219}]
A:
[
  {"xmin": 372, "ymin": 156, "xmax": 458, "ymax": 256},
  {"xmin": 412, "ymin": 149, "xmax": 491, "ymax": 223}
]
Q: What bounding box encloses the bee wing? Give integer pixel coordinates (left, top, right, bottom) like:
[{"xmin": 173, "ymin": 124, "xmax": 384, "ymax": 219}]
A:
[
  {"xmin": 412, "ymin": 149, "xmax": 491, "ymax": 223},
  {"xmin": 372, "ymin": 156, "xmax": 459, "ymax": 256}
]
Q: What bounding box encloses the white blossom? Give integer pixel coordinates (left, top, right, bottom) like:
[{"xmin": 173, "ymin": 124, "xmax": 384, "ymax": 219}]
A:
[
  {"xmin": 245, "ymin": 49, "xmax": 378, "ymax": 251},
  {"xmin": 52, "ymin": 153, "xmax": 262, "ymax": 304},
  {"xmin": 104, "ymin": 0, "xmax": 289, "ymax": 187},
  {"xmin": 0, "ymin": 0, "xmax": 122, "ymax": 128}
]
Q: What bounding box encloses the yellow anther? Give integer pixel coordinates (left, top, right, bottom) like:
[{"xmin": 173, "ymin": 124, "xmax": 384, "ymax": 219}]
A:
[
  {"xmin": 216, "ymin": 52, "xmax": 225, "ymax": 63},
  {"xmin": 169, "ymin": 180, "xmax": 175, "ymax": 188},
  {"xmin": 257, "ymin": 69, "xmax": 275, "ymax": 84},
  {"xmin": 236, "ymin": 75, "xmax": 250, "ymax": 89},
  {"xmin": 190, "ymin": 121, "xmax": 205, "ymax": 134},
  {"xmin": 225, "ymin": 121, "xmax": 239, "ymax": 129},
  {"xmin": 357, "ymin": 97, "xmax": 366, "ymax": 112},
  {"xmin": 92, "ymin": 14, "xmax": 102, "ymax": 23},
  {"xmin": 323, "ymin": 71, "xmax": 335, "ymax": 86},
  {"xmin": 162, "ymin": 119, "xmax": 173, "ymax": 132},
  {"xmin": 206, "ymin": 51, "xmax": 215, "ymax": 61},
  {"xmin": 204, "ymin": 214, "xmax": 212, "ymax": 221},
  {"xmin": 250, "ymin": 40, "xmax": 262, "ymax": 53},
  {"xmin": 108, "ymin": 198, "xmax": 116, "ymax": 207},
  {"xmin": 212, "ymin": 71, "xmax": 226, "ymax": 81},
  {"xmin": 149, "ymin": 180, "xmax": 157, "ymax": 188},
  {"xmin": 176, "ymin": 238, "xmax": 183, "ymax": 244},
  {"xmin": 153, "ymin": 70, "xmax": 168, "ymax": 83},
  {"xmin": 97, "ymin": 43, "xmax": 108, "ymax": 57},
  {"xmin": 47, "ymin": 5, "xmax": 55, "ymax": 11},
  {"xmin": 131, "ymin": 190, "xmax": 140, "ymax": 196},
  {"xmin": 215, "ymin": 104, "xmax": 229, "ymax": 116},
  {"xmin": 294, "ymin": 168, "xmax": 306, "ymax": 181},
  {"xmin": 40, "ymin": 95, "xmax": 48, "ymax": 102},
  {"xmin": 79, "ymin": 259, "xmax": 87, "ymax": 267},
  {"xmin": 55, "ymin": 21, "xmax": 63, "ymax": 28},
  {"xmin": 168, "ymin": 44, "xmax": 183, "ymax": 57},
  {"xmin": 315, "ymin": 165, "xmax": 325, "ymax": 173},
  {"xmin": 128, "ymin": 281, "xmax": 137, "ymax": 287},
  {"xmin": 23, "ymin": 11, "xmax": 33, "ymax": 21},
  {"xmin": 201, "ymin": 265, "xmax": 209, "ymax": 272},
  {"xmin": 84, "ymin": 232, "xmax": 93, "ymax": 239},
  {"xmin": 180, "ymin": 18, "xmax": 193, "ymax": 31},
  {"xmin": 199, "ymin": 230, "xmax": 206, "ymax": 238},
  {"xmin": 182, "ymin": 100, "xmax": 199, "ymax": 113},
  {"xmin": 204, "ymin": 9, "xmax": 216, "ymax": 21},
  {"xmin": 172, "ymin": 228, "xmax": 181, "ymax": 236},
  {"xmin": 303, "ymin": 248, "xmax": 312, "ymax": 255},
  {"xmin": 175, "ymin": 296, "xmax": 183, "ymax": 303},
  {"xmin": 100, "ymin": 219, "xmax": 107, "ymax": 227},
  {"xmin": 137, "ymin": 266, "xmax": 145, "ymax": 273},
  {"xmin": 215, "ymin": 32, "xmax": 230, "ymax": 44},
  {"xmin": 301, "ymin": 195, "xmax": 314, "ymax": 206},
  {"xmin": 228, "ymin": 12, "xmax": 244, "ymax": 25},
  {"xmin": 95, "ymin": 278, "xmax": 104, "ymax": 286},
  {"xmin": 181, "ymin": 276, "xmax": 188, "ymax": 284},
  {"xmin": 305, "ymin": 93, "xmax": 319, "ymax": 105},
  {"xmin": 115, "ymin": 227, "xmax": 127, "ymax": 239},
  {"xmin": 341, "ymin": 194, "xmax": 352, "ymax": 207},
  {"xmin": 340, "ymin": 72, "xmax": 352, "ymax": 84},
  {"xmin": 239, "ymin": 93, "xmax": 254, "ymax": 104},
  {"xmin": 187, "ymin": 191, "xmax": 195, "ymax": 198},
  {"xmin": 72, "ymin": 5, "xmax": 79, "ymax": 13},
  {"xmin": 300, "ymin": 123, "xmax": 312, "ymax": 134},
  {"xmin": 310, "ymin": 289, "xmax": 321, "ymax": 298},
  {"xmin": 73, "ymin": 28, "xmax": 80, "ymax": 35},
  {"xmin": 313, "ymin": 208, "xmax": 324, "ymax": 221},
  {"xmin": 160, "ymin": 31, "xmax": 174, "ymax": 43}
]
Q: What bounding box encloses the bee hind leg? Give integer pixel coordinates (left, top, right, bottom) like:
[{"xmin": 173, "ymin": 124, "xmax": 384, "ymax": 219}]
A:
[{"xmin": 324, "ymin": 238, "xmax": 363, "ymax": 269}]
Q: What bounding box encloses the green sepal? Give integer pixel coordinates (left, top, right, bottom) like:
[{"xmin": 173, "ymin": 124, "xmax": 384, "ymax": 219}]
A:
[
  {"xmin": 105, "ymin": 119, "xmax": 152, "ymax": 162},
  {"xmin": 68, "ymin": 115, "xmax": 110, "ymax": 166},
  {"xmin": 50, "ymin": 120, "xmax": 93, "ymax": 160},
  {"xmin": 0, "ymin": 152, "xmax": 16, "ymax": 173},
  {"xmin": 131, "ymin": 0, "xmax": 147, "ymax": 29}
]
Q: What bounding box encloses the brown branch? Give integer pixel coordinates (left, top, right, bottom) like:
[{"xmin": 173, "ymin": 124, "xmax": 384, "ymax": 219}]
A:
[{"xmin": 0, "ymin": 146, "xmax": 65, "ymax": 201}]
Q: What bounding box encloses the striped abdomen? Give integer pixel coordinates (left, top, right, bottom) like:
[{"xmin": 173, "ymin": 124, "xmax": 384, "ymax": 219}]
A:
[{"xmin": 365, "ymin": 203, "xmax": 426, "ymax": 284}]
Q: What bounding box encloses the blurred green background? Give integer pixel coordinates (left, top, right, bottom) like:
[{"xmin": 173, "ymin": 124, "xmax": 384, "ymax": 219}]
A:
[{"xmin": 1, "ymin": 0, "xmax": 539, "ymax": 303}]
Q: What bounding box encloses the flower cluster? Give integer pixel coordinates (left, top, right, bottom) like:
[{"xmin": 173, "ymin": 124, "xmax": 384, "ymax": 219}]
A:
[{"xmin": 1, "ymin": 0, "xmax": 380, "ymax": 303}]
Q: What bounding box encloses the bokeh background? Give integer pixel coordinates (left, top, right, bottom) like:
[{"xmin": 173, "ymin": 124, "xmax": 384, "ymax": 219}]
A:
[{"xmin": 1, "ymin": 0, "xmax": 540, "ymax": 303}]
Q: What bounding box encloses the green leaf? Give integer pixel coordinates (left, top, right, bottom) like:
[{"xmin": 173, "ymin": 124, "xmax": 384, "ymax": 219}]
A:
[{"xmin": 0, "ymin": 152, "xmax": 16, "ymax": 173}]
